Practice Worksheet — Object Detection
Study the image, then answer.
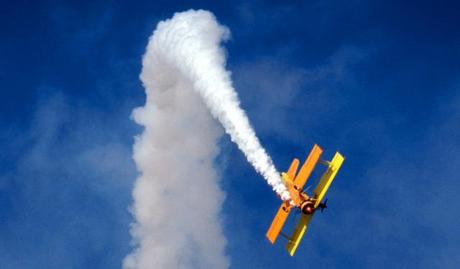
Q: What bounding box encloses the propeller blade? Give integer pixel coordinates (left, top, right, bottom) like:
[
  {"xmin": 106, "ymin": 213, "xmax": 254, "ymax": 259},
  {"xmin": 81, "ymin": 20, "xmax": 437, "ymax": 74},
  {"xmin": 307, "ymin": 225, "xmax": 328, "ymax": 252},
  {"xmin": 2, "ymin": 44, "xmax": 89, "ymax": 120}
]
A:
[{"xmin": 320, "ymin": 198, "xmax": 328, "ymax": 212}]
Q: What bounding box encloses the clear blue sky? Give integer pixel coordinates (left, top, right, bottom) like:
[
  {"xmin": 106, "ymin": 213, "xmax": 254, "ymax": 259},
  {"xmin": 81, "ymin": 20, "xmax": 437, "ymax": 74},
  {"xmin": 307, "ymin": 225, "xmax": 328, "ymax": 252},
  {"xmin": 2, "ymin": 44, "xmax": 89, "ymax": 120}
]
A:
[{"xmin": 1, "ymin": 1, "xmax": 459, "ymax": 268}]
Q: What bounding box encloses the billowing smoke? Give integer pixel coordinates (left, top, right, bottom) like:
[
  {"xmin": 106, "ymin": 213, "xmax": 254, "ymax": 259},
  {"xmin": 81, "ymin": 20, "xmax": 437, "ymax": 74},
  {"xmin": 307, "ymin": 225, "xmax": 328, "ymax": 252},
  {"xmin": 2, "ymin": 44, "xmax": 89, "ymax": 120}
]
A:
[
  {"xmin": 146, "ymin": 10, "xmax": 289, "ymax": 199},
  {"xmin": 124, "ymin": 9, "xmax": 287, "ymax": 269}
]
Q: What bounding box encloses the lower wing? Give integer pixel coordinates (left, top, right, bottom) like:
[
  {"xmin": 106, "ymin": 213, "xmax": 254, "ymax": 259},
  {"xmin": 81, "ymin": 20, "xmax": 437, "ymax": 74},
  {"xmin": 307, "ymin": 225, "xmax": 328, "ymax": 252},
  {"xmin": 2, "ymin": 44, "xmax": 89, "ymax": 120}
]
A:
[
  {"xmin": 313, "ymin": 152, "xmax": 345, "ymax": 207},
  {"xmin": 286, "ymin": 214, "xmax": 313, "ymax": 256}
]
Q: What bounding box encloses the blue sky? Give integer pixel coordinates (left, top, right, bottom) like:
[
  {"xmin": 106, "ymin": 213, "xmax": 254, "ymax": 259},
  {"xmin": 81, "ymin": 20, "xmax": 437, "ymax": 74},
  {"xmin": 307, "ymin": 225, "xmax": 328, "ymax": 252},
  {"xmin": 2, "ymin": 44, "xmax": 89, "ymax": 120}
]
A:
[{"xmin": 1, "ymin": 1, "xmax": 459, "ymax": 268}]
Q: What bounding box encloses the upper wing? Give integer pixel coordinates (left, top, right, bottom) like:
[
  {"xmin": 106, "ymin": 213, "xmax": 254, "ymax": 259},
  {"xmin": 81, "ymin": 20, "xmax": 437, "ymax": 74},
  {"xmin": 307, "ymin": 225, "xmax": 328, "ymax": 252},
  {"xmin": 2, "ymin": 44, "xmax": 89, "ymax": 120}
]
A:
[
  {"xmin": 293, "ymin": 144, "xmax": 323, "ymax": 190},
  {"xmin": 285, "ymin": 214, "xmax": 314, "ymax": 256},
  {"xmin": 266, "ymin": 202, "xmax": 291, "ymax": 244},
  {"xmin": 313, "ymin": 152, "xmax": 345, "ymax": 207},
  {"xmin": 266, "ymin": 158, "xmax": 299, "ymax": 244}
]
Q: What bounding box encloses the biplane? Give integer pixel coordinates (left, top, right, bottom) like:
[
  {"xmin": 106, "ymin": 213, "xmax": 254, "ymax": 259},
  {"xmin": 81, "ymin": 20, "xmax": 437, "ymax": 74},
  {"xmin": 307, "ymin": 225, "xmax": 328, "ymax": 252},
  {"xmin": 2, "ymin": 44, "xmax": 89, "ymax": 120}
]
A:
[{"xmin": 266, "ymin": 144, "xmax": 344, "ymax": 256}]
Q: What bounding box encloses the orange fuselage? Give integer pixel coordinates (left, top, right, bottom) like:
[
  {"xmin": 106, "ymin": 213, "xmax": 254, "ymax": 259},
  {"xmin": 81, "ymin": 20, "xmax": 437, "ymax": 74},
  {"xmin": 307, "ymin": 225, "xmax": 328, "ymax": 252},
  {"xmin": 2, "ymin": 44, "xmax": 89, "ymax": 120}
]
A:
[{"xmin": 283, "ymin": 173, "xmax": 316, "ymax": 215}]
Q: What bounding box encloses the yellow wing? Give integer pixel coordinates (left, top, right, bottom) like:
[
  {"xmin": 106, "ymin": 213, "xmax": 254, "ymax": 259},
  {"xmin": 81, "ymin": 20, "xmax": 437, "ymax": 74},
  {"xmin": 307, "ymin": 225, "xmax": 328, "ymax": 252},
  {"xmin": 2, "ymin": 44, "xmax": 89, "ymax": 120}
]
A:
[
  {"xmin": 313, "ymin": 152, "xmax": 345, "ymax": 207},
  {"xmin": 285, "ymin": 214, "xmax": 313, "ymax": 256}
]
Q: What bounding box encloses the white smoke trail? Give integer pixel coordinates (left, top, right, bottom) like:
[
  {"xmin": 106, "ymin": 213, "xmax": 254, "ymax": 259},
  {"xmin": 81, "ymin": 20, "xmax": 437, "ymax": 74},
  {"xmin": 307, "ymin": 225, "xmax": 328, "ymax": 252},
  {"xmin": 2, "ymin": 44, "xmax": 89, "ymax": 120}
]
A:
[
  {"xmin": 145, "ymin": 10, "xmax": 289, "ymax": 200},
  {"xmin": 124, "ymin": 9, "xmax": 288, "ymax": 269}
]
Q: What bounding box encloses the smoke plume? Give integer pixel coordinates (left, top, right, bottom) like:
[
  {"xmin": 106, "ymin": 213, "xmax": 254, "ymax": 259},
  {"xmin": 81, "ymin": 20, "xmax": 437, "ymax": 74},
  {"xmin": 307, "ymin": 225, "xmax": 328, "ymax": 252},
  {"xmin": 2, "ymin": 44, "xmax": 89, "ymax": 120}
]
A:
[
  {"xmin": 148, "ymin": 10, "xmax": 289, "ymax": 199},
  {"xmin": 124, "ymin": 10, "xmax": 287, "ymax": 269}
]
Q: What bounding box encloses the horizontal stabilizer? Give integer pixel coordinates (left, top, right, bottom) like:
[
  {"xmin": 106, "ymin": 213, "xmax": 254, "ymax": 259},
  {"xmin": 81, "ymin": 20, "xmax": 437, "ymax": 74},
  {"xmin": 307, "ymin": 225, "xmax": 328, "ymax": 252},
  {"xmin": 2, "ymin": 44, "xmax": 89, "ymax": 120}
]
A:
[{"xmin": 286, "ymin": 158, "xmax": 300, "ymax": 181}]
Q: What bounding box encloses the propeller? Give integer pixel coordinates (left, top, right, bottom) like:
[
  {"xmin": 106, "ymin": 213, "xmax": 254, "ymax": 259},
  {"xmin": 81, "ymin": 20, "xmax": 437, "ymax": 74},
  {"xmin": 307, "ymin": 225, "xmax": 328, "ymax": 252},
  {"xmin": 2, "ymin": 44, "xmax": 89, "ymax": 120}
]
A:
[{"xmin": 318, "ymin": 198, "xmax": 328, "ymax": 213}]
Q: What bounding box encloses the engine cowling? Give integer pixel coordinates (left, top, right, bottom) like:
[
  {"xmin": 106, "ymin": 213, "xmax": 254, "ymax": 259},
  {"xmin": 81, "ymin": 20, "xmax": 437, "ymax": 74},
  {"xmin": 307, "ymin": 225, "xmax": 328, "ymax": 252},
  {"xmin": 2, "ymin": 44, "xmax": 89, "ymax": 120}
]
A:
[{"xmin": 300, "ymin": 201, "xmax": 315, "ymax": 215}]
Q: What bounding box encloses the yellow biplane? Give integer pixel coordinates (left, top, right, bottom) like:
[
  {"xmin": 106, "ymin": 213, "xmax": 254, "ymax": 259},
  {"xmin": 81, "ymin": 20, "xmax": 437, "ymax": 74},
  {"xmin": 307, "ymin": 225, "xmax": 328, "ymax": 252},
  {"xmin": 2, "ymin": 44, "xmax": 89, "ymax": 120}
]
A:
[{"xmin": 266, "ymin": 144, "xmax": 344, "ymax": 256}]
